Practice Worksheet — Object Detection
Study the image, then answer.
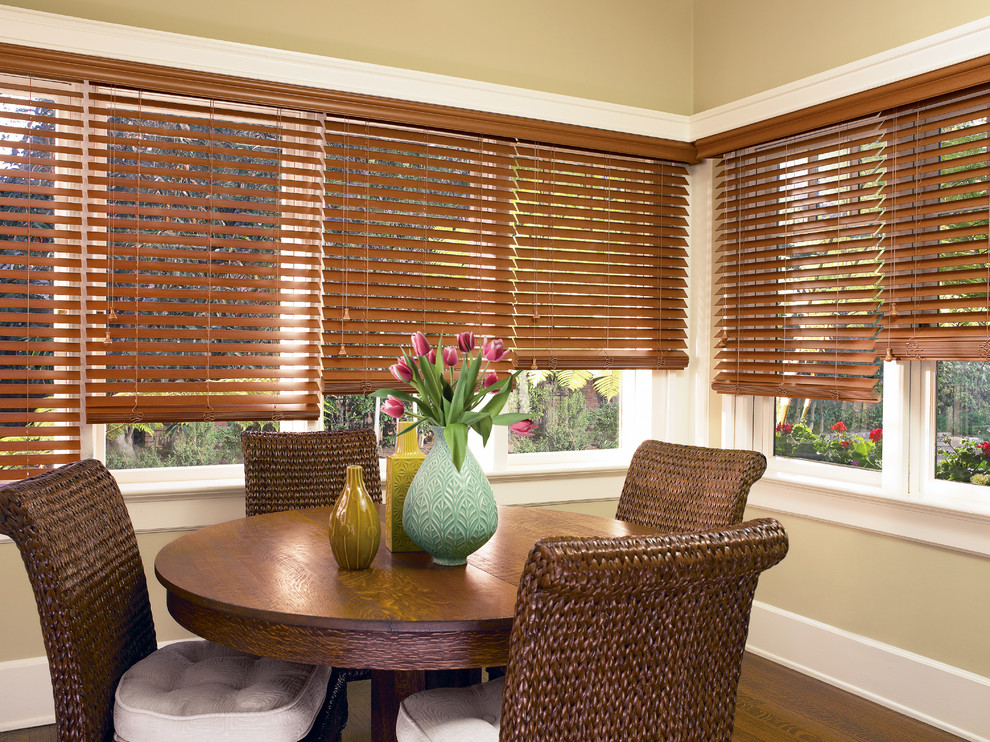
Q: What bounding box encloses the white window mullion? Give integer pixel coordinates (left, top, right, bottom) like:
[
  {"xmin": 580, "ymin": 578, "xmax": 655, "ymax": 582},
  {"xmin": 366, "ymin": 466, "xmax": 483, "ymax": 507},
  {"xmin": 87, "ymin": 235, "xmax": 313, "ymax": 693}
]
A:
[{"xmin": 880, "ymin": 360, "xmax": 908, "ymax": 498}]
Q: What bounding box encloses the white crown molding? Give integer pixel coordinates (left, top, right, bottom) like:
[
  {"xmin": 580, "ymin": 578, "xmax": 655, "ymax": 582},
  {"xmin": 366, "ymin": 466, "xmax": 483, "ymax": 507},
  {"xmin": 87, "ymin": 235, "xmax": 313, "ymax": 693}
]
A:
[
  {"xmin": 690, "ymin": 14, "xmax": 990, "ymax": 142},
  {"xmin": 748, "ymin": 602, "xmax": 990, "ymax": 742},
  {"xmin": 1, "ymin": 4, "xmax": 989, "ymax": 150},
  {"xmin": 0, "ymin": 4, "xmax": 689, "ymax": 142}
]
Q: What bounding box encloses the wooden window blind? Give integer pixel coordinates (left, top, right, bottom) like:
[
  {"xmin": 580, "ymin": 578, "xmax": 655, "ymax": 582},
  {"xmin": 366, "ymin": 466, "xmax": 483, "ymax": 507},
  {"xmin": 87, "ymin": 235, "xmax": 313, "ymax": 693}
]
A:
[
  {"xmin": 0, "ymin": 74, "xmax": 84, "ymax": 480},
  {"xmin": 510, "ymin": 144, "xmax": 689, "ymax": 370},
  {"xmin": 84, "ymin": 87, "xmax": 325, "ymax": 423},
  {"xmin": 877, "ymin": 85, "xmax": 990, "ymax": 360},
  {"xmin": 322, "ymin": 120, "xmax": 516, "ymax": 393},
  {"xmin": 713, "ymin": 118, "xmax": 885, "ymax": 402}
]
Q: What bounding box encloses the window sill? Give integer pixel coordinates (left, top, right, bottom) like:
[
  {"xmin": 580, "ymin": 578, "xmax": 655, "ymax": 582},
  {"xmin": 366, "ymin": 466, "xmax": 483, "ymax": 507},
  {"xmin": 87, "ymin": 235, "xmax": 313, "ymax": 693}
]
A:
[
  {"xmin": 105, "ymin": 460, "xmax": 630, "ymax": 535},
  {"xmin": 750, "ymin": 471, "xmax": 990, "ymax": 558},
  {"xmin": 490, "ymin": 462, "xmax": 629, "ymax": 483}
]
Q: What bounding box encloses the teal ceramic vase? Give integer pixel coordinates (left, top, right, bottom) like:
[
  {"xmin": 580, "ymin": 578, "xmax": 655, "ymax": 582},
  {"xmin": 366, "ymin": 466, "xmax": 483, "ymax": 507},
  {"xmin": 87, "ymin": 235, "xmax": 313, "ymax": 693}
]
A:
[{"xmin": 402, "ymin": 427, "xmax": 497, "ymax": 566}]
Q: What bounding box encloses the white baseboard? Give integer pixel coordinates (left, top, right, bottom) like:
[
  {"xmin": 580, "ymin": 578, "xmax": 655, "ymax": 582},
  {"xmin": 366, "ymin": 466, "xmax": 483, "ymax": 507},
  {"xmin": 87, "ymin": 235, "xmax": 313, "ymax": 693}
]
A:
[
  {"xmin": 0, "ymin": 656, "xmax": 53, "ymax": 731},
  {"xmin": 747, "ymin": 601, "xmax": 990, "ymax": 742},
  {"xmin": 2, "ymin": 615, "xmax": 988, "ymax": 738}
]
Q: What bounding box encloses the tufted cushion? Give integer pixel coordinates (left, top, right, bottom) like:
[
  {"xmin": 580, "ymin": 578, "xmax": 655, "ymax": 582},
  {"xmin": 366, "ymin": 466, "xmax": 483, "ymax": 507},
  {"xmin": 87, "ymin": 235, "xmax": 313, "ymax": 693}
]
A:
[
  {"xmin": 396, "ymin": 676, "xmax": 503, "ymax": 742},
  {"xmin": 113, "ymin": 640, "xmax": 332, "ymax": 742}
]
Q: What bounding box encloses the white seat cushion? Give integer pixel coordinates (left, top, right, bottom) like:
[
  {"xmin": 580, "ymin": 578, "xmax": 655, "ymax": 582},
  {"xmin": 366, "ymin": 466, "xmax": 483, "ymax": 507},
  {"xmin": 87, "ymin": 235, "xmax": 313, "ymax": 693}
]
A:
[
  {"xmin": 113, "ymin": 639, "xmax": 332, "ymax": 742},
  {"xmin": 396, "ymin": 676, "xmax": 504, "ymax": 742}
]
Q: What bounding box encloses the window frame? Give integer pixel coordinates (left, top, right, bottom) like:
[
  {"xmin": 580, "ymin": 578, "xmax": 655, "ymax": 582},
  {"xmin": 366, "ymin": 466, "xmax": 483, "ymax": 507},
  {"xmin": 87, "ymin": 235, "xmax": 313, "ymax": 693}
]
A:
[{"xmin": 477, "ymin": 368, "xmax": 652, "ymax": 474}]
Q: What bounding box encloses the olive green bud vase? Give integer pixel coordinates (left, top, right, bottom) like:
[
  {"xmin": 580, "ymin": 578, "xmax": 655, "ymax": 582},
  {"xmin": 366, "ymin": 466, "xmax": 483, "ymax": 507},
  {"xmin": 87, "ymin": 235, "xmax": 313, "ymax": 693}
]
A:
[
  {"xmin": 329, "ymin": 465, "xmax": 381, "ymax": 570},
  {"xmin": 402, "ymin": 427, "xmax": 497, "ymax": 566}
]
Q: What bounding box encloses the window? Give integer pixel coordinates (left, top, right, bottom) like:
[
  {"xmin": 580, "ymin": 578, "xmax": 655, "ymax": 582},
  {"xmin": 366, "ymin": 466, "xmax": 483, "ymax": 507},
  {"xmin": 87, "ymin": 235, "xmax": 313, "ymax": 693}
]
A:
[
  {"xmin": 934, "ymin": 361, "xmax": 990, "ymax": 487},
  {"xmin": 323, "ymin": 368, "xmax": 639, "ymax": 471},
  {"xmin": 773, "ymin": 393, "xmax": 883, "ymax": 470},
  {"xmin": 323, "ymin": 394, "xmax": 400, "ymax": 458},
  {"xmin": 505, "ymin": 370, "xmax": 621, "ymax": 454},
  {"xmin": 105, "ymin": 420, "xmax": 279, "ymax": 470},
  {"xmin": 0, "ymin": 57, "xmax": 689, "ymax": 487},
  {"xmin": 715, "ymin": 79, "xmax": 990, "ymax": 516}
]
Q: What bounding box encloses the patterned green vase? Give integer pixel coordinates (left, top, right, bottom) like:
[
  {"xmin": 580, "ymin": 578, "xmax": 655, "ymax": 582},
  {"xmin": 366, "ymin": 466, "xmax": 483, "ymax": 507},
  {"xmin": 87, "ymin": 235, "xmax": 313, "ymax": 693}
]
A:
[{"xmin": 402, "ymin": 427, "xmax": 497, "ymax": 566}]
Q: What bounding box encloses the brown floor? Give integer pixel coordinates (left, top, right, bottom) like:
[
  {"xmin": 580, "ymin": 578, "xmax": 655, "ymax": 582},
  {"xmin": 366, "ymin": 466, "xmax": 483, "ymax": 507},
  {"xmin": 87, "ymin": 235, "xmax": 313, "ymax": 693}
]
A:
[{"xmin": 0, "ymin": 654, "xmax": 964, "ymax": 742}]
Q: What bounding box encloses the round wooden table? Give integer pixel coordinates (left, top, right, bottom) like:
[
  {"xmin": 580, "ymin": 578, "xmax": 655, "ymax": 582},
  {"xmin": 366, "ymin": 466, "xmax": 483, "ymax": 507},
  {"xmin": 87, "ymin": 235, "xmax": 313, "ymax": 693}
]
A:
[{"xmin": 155, "ymin": 504, "xmax": 657, "ymax": 742}]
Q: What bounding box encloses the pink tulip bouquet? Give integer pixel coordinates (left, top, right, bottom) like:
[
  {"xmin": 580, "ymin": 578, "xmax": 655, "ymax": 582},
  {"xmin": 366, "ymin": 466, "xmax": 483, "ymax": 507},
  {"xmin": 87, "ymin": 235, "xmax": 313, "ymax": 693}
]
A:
[{"xmin": 373, "ymin": 331, "xmax": 535, "ymax": 471}]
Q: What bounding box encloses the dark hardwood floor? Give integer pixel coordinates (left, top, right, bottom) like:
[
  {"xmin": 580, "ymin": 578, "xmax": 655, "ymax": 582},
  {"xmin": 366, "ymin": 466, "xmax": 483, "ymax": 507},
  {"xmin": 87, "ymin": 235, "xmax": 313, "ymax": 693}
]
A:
[{"xmin": 0, "ymin": 654, "xmax": 963, "ymax": 741}]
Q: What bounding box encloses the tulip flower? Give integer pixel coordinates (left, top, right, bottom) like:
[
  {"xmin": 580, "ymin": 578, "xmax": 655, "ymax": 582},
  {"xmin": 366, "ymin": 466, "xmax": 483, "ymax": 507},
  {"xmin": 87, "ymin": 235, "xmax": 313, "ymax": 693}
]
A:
[
  {"xmin": 381, "ymin": 395, "xmax": 405, "ymax": 419},
  {"xmin": 372, "ymin": 329, "xmax": 530, "ymax": 471},
  {"xmin": 412, "ymin": 331, "xmax": 431, "ymax": 357},
  {"xmin": 482, "ymin": 338, "xmax": 508, "ymax": 363},
  {"xmin": 390, "ymin": 357, "xmax": 413, "ymax": 383},
  {"xmin": 442, "ymin": 346, "xmax": 459, "ymax": 367},
  {"xmin": 509, "ymin": 419, "xmax": 536, "ymax": 437},
  {"xmin": 457, "ymin": 331, "xmax": 475, "ymax": 353}
]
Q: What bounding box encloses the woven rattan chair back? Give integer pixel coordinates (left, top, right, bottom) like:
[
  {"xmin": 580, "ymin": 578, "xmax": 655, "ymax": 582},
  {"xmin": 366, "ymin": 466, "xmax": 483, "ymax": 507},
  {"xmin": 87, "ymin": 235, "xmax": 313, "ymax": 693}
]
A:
[
  {"xmin": 242, "ymin": 429, "xmax": 382, "ymax": 516},
  {"xmin": 0, "ymin": 459, "xmax": 158, "ymax": 742},
  {"xmin": 499, "ymin": 518, "xmax": 788, "ymax": 742},
  {"xmin": 616, "ymin": 439, "xmax": 767, "ymax": 533}
]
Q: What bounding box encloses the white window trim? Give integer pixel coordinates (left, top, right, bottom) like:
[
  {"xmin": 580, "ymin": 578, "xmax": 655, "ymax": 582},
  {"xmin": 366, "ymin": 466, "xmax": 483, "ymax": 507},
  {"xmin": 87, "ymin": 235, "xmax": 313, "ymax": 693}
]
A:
[{"xmin": 482, "ymin": 369, "xmax": 652, "ymax": 475}]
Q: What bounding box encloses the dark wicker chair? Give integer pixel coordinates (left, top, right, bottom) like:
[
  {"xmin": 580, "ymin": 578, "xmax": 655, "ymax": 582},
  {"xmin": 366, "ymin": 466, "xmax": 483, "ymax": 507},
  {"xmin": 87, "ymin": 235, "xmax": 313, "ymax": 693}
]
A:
[
  {"xmin": 616, "ymin": 439, "xmax": 767, "ymax": 532},
  {"xmin": 242, "ymin": 428, "xmax": 382, "ymax": 517},
  {"xmin": 0, "ymin": 459, "xmax": 347, "ymax": 742},
  {"xmin": 242, "ymin": 428, "xmax": 383, "ymax": 694},
  {"xmin": 398, "ymin": 518, "xmax": 789, "ymax": 741}
]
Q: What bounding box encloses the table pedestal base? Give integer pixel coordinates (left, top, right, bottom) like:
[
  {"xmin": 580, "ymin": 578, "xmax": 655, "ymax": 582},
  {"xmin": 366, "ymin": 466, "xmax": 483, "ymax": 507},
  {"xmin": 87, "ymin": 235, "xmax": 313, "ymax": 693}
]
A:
[{"xmin": 370, "ymin": 669, "xmax": 484, "ymax": 742}]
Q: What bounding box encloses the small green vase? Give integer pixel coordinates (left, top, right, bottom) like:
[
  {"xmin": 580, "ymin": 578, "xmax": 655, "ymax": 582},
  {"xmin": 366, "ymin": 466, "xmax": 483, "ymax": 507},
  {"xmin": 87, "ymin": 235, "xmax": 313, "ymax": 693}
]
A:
[
  {"xmin": 402, "ymin": 427, "xmax": 497, "ymax": 566},
  {"xmin": 329, "ymin": 465, "xmax": 381, "ymax": 570}
]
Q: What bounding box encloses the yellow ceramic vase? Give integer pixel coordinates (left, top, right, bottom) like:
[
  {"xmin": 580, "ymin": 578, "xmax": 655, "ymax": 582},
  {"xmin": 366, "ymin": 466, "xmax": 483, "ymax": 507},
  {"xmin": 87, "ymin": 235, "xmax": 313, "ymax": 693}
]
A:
[
  {"xmin": 329, "ymin": 465, "xmax": 381, "ymax": 570},
  {"xmin": 385, "ymin": 419, "xmax": 425, "ymax": 552}
]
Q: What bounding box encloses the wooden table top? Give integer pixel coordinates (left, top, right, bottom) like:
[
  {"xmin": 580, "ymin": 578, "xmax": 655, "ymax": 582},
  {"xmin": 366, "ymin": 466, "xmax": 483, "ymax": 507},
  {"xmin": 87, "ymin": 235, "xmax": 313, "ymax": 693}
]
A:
[{"xmin": 155, "ymin": 505, "xmax": 657, "ymax": 670}]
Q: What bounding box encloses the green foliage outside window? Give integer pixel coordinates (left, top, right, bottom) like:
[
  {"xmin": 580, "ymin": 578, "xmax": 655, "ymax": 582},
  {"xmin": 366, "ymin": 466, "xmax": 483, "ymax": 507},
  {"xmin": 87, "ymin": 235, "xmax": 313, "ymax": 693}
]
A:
[
  {"xmin": 506, "ymin": 371, "xmax": 620, "ymax": 454},
  {"xmin": 323, "ymin": 394, "xmax": 397, "ymax": 457},
  {"xmin": 106, "ymin": 420, "xmax": 277, "ymax": 470},
  {"xmin": 935, "ymin": 361, "xmax": 990, "ymax": 486},
  {"xmin": 774, "ymin": 390, "xmax": 883, "ymax": 470}
]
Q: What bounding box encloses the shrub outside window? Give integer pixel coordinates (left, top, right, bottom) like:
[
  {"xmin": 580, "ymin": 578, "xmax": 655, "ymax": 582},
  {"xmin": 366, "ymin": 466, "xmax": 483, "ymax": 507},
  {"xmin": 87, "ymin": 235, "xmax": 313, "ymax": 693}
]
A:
[
  {"xmin": 105, "ymin": 421, "xmax": 278, "ymax": 470},
  {"xmin": 773, "ymin": 385, "xmax": 883, "ymax": 471},
  {"xmin": 504, "ymin": 370, "xmax": 621, "ymax": 454},
  {"xmin": 934, "ymin": 361, "xmax": 990, "ymax": 487}
]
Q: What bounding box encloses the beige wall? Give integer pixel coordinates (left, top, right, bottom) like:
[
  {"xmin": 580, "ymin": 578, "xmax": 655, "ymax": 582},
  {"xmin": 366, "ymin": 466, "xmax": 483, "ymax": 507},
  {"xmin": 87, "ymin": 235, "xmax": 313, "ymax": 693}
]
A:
[
  {"xmin": 746, "ymin": 507, "xmax": 990, "ymax": 678},
  {"xmin": 0, "ymin": 531, "xmax": 195, "ymax": 662},
  {"xmin": 694, "ymin": 0, "xmax": 990, "ymax": 110},
  {"xmin": 3, "ymin": 0, "xmax": 695, "ymax": 114}
]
